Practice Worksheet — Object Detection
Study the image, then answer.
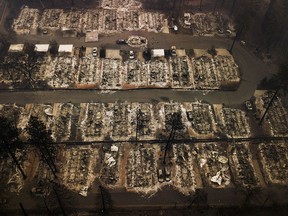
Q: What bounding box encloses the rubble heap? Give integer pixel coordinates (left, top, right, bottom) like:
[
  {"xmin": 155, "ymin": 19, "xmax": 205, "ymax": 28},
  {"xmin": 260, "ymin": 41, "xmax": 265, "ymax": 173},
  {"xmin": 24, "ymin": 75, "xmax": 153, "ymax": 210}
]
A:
[
  {"xmin": 111, "ymin": 103, "xmax": 131, "ymax": 139},
  {"xmin": 170, "ymin": 56, "xmax": 193, "ymax": 88},
  {"xmin": 256, "ymin": 91, "xmax": 288, "ymax": 136},
  {"xmin": 191, "ymin": 55, "xmax": 240, "ymax": 89},
  {"xmin": 127, "ymin": 36, "xmax": 148, "ymax": 48},
  {"xmin": 126, "ymin": 144, "xmax": 159, "ymax": 195},
  {"xmin": 76, "ymin": 56, "xmax": 100, "ymax": 86},
  {"xmin": 124, "ymin": 60, "xmax": 148, "ymax": 87},
  {"xmin": 218, "ymin": 107, "xmax": 251, "ymax": 138},
  {"xmin": 173, "ymin": 144, "xmax": 196, "ymax": 195},
  {"xmin": 12, "ymin": 6, "xmax": 39, "ymax": 34},
  {"xmin": 180, "ymin": 12, "xmax": 233, "ymax": 36},
  {"xmin": 130, "ymin": 103, "xmax": 156, "ymax": 139},
  {"xmin": 101, "ymin": 59, "xmax": 123, "ymax": 89},
  {"xmin": 0, "ymin": 149, "xmax": 27, "ymax": 194},
  {"xmin": 195, "ymin": 143, "xmax": 232, "ymax": 188},
  {"xmin": 185, "ymin": 102, "xmax": 216, "ymax": 137},
  {"xmin": 79, "ymin": 103, "xmax": 105, "ymax": 141},
  {"xmin": 101, "ymin": 0, "xmax": 142, "ymax": 9},
  {"xmin": 12, "ymin": 6, "xmax": 164, "ymax": 34},
  {"xmin": 100, "ymin": 144, "xmax": 122, "ymax": 187},
  {"xmin": 228, "ymin": 143, "xmax": 259, "ymax": 187},
  {"xmin": 259, "ymin": 142, "xmax": 288, "ymax": 185},
  {"xmin": 58, "ymin": 147, "xmax": 98, "ymax": 197},
  {"xmin": 48, "ymin": 57, "xmax": 78, "ymax": 88},
  {"xmin": 52, "ymin": 103, "xmax": 74, "ymax": 142},
  {"xmin": 148, "ymin": 59, "xmax": 169, "ymax": 87}
]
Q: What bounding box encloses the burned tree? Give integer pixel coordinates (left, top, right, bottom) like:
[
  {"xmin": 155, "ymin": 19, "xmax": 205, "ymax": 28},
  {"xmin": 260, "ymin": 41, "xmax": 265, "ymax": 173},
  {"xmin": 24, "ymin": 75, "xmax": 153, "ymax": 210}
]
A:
[
  {"xmin": 163, "ymin": 112, "xmax": 184, "ymax": 164},
  {"xmin": 0, "ymin": 116, "xmax": 27, "ymax": 179},
  {"xmin": 0, "ymin": 43, "xmax": 44, "ymax": 88},
  {"xmin": 98, "ymin": 185, "xmax": 112, "ymax": 214},
  {"xmin": 26, "ymin": 116, "xmax": 57, "ymax": 178}
]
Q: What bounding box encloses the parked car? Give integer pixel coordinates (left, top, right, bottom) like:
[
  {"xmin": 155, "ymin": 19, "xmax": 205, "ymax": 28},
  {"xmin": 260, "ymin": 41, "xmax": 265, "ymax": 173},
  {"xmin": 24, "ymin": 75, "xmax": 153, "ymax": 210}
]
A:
[
  {"xmin": 171, "ymin": 46, "xmax": 177, "ymax": 56},
  {"xmin": 245, "ymin": 100, "xmax": 253, "ymax": 111},
  {"xmin": 92, "ymin": 47, "xmax": 97, "ymax": 57},
  {"xmin": 158, "ymin": 169, "xmax": 164, "ymax": 183},
  {"xmin": 129, "ymin": 50, "xmax": 134, "ymax": 59},
  {"xmin": 116, "ymin": 39, "xmax": 127, "ymax": 44},
  {"xmin": 164, "ymin": 167, "xmax": 171, "ymax": 182}
]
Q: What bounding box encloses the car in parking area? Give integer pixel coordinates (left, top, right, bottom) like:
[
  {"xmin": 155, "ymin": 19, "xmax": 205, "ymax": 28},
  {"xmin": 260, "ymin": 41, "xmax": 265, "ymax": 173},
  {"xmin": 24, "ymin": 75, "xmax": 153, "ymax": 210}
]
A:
[
  {"xmin": 245, "ymin": 100, "xmax": 253, "ymax": 111},
  {"xmin": 157, "ymin": 169, "xmax": 164, "ymax": 183},
  {"xmin": 164, "ymin": 167, "xmax": 171, "ymax": 182},
  {"xmin": 92, "ymin": 47, "xmax": 97, "ymax": 57},
  {"xmin": 116, "ymin": 39, "xmax": 127, "ymax": 45},
  {"xmin": 171, "ymin": 46, "xmax": 177, "ymax": 56},
  {"xmin": 129, "ymin": 50, "xmax": 134, "ymax": 59}
]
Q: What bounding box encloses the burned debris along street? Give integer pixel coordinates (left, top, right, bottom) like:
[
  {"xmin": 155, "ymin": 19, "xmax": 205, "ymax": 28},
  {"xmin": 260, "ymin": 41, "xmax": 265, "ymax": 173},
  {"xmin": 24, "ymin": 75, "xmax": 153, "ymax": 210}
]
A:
[
  {"xmin": 258, "ymin": 141, "xmax": 288, "ymax": 185},
  {"xmin": 12, "ymin": 7, "xmax": 165, "ymax": 35},
  {"xmin": 1, "ymin": 99, "xmax": 286, "ymax": 142},
  {"xmin": 255, "ymin": 90, "xmax": 288, "ymax": 137},
  {"xmin": 0, "ymin": 47, "xmax": 241, "ymax": 90},
  {"xmin": 180, "ymin": 12, "xmax": 234, "ymax": 36},
  {"xmin": 195, "ymin": 143, "xmax": 232, "ymax": 188}
]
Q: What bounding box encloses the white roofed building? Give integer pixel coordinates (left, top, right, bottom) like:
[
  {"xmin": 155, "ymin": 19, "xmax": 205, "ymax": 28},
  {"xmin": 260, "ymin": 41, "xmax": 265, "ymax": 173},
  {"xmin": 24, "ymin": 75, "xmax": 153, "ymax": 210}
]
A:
[
  {"xmin": 58, "ymin": 44, "xmax": 73, "ymax": 53},
  {"xmin": 8, "ymin": 44, "xmax": 24, "ymax": 52},
  {"xmin": 35, "ymin": 44, "xmax": 49, "ymax": 52},
  {"xmin": 151, "ymin": 49, "xmax": 165, "ymax": 58}
]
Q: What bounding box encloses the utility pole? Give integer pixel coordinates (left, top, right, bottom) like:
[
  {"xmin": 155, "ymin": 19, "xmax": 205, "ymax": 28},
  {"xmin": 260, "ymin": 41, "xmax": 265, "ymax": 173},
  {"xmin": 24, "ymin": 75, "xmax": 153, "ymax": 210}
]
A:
[
  {"xmin": 229, "ymin": 25, "xmax": 243, "ymax": 53},
  {"xmin": 99, "ymin": 186, "xmax": 106, "ymax": 213},
  {"xmin": 259, "ymin": 88, "xmax": 280, "ymax": 125},
  {"xmin": 213, "ymin": 0, "xmax": 219, "ymax": 14},
  {"xmin": 229, "ymin": 0, "xmax": 237, "ymax": 17},
  {"xmin": 40, "ymin": 149, "xmax": 58, "ymax": 179},
  {"xmin": 4, "ymin": 143, "xmax": 27, "ymax": 180},
  {"xmin": 135, "ymin": 109, "xmax": 141, "ymax": 143},
  {"xmin": 163, "ymin": 113, "xmax": 178, "ymax": 165},
  {"xmin": 52, "ymin": 185, "xmax": 67, "ymax": 216},
  {"xmin": 43, "ymin": 197, "xmax": 52, "ymax": 215},
  {"xmin": 199, "ymin": 0, "xmax": 203, "ymax": 11},
  {"xmin": 19, "ymin": 203, "xmax": 29, "ymax": 216}
]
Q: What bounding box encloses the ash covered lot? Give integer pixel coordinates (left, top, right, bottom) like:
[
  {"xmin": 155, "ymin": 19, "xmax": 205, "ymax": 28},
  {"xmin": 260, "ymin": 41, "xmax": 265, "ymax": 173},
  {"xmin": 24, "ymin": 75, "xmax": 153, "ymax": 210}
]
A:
[
  {"xmin": 1, "ymin": 140, "xmax": 287, "ymax": 199},
  {"xmin": 0, "ymin": 48, "xmax": 240, "ymax": 90},
  {"xmin": 12, "ymin": 5, "xmax": 165, "ymax": 35},
  {"xmin": 0, "ymin": 101, "xmax": 258, "ymax": 142},
  {"xmin": 1, "ymin": 98, "xmax": 287, "ymax": 199}
]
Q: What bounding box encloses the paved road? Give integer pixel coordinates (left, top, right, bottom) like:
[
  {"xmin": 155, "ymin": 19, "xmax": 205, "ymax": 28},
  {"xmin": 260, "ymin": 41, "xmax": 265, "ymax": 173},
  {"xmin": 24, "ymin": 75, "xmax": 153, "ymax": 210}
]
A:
[{"xmin": 0, "ymin": 32, "xmax": 277, "ymax": 105}]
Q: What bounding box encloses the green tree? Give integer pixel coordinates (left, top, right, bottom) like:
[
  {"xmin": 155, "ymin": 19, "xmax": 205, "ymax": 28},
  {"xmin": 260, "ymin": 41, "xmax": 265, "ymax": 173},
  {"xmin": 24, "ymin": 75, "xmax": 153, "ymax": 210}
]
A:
[{"xmin": 0, "ymin": 116, "xmax": 27, "ymax": 179}]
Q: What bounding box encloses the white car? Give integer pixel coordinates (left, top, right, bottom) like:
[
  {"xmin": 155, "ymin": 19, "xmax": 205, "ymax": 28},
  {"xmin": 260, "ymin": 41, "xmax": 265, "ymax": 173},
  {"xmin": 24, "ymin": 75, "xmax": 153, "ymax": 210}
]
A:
[
  {"xmin": 129, "ymin": 50, "xmax": 134, "ymax": 59},
  {"xmin": 92, "ymin": 47, "xmax": 97, "ymax": 57}
]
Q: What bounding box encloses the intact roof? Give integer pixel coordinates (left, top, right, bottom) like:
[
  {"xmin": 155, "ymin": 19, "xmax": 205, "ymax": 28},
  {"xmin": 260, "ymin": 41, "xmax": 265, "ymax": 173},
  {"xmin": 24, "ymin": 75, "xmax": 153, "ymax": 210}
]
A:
[
  {"xmin": 151, "ymin": 49, "xmax": 165, "ymax": 57},
  {"xmin": 58, "ymin": 44, "xmax": 73, "ymax": 53},
  {"xmin": 8, "ymin": 44, "xmax": 24, "ymax": 52},
  {"xmin": 35, "ymin": 44, "xmax": 49, "ymax": 52}
]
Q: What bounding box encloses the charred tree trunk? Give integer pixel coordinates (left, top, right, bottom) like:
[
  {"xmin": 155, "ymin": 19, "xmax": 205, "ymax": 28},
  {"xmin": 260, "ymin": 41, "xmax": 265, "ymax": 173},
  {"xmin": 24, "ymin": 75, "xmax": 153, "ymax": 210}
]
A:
[
  {"xmin": 19, "ymin": 202, "xmax": 29, "ymax": 216},
  {"xmin": 229, "ymin": 0, "xmax": 237, "ymax": 17},
  {"xmin": 199, "ymin": 0, "xmax": 203, "ymax": 11},
  {"xmin": 259, "ymin": 88, "xmax": 280, "ymax": 125},
  {"xmin": 53, "ymin": 186, "xmax": 67, "ymax": 216},
  {"xmin": 213, "ymin": 0, "xmax": 219, "ymax": 14},
  {"xmin": 4, "ymin": 142, "xmax": 27, "ymax": 180}
]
